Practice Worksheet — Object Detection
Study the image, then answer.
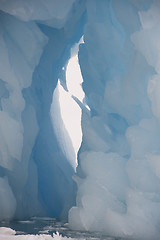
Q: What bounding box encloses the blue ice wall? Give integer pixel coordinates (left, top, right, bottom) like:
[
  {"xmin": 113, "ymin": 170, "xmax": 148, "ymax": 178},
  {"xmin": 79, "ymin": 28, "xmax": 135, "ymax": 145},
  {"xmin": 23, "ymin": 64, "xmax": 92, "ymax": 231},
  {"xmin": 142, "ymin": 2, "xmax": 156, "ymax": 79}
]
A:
[
  {"xmin": 69, "ymin": 0, "xmax": 160, "ymax": 239},
  {"xmin": 0, "ymin": 0, "xmax": 86, "ymax": 220},
  {"xmin": 1, "ymin": 0, "xmax": 160, "ymax": 239}
]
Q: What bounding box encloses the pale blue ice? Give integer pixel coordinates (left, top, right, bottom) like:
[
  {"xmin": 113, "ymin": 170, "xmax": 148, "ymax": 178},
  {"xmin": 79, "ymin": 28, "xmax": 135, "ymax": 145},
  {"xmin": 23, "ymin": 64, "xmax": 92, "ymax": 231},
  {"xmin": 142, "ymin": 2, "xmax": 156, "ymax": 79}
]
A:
[{"xmin": 0, "ymin": 1, "xmax": 160, "ymax": 239}]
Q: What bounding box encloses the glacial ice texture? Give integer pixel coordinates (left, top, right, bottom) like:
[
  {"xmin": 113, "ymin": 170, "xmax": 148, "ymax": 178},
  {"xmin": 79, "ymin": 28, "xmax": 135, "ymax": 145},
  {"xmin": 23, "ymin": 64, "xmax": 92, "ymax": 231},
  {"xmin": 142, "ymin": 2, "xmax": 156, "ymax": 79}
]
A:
[
  {"xmin": 0, "ymin": 0, "xmax": 86, "ymax": 220},
  {"xmin": 1, "ymin": 0, "xmax": 160, "ymax": 239},
  {"xmin": 69, "ymin": 0, "xmax": 160, "ymax": 239}
]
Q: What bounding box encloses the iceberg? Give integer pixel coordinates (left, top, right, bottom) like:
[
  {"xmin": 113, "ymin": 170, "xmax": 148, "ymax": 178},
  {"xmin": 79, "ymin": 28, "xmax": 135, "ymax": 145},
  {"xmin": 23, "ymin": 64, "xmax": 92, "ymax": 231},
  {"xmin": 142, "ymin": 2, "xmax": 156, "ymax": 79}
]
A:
[
  {"xmin": 1, "ymin": 0, "xmax": 160, "ymax": 239},
  {"xmin": 69, "ymin": 0, "xmax": 160, "ymax": 239},
  {"xmin": 0, "ymin": 0, "xmax": 86, "ymax": 220}
]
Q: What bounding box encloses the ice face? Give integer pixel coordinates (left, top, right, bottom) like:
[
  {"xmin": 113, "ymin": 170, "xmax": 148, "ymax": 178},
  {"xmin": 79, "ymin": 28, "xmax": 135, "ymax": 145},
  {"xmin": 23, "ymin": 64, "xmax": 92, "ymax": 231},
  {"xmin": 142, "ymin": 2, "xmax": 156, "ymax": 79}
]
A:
[
  {"xmin": 1, "ymin": 0, "xmax": 160, "ymax": 239},
  {"xmin": 0, "ymin": 0, "xmax": 76, "ymax": 27},
  {"xmin": 69, "ymin": 0, "xmax": 160, "ymax": 239},
  {"xmin": 0, "ymin": 0, "xmax": 86, "ymax": 220}
]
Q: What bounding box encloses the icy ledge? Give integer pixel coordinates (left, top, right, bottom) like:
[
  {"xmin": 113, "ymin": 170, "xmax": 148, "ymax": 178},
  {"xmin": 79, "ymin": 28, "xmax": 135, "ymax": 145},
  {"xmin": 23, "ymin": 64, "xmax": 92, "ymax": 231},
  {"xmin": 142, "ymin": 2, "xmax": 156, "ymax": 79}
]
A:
[{"xmin": 0, "ymin": 228, "xmax": 75, "ymax": 240}]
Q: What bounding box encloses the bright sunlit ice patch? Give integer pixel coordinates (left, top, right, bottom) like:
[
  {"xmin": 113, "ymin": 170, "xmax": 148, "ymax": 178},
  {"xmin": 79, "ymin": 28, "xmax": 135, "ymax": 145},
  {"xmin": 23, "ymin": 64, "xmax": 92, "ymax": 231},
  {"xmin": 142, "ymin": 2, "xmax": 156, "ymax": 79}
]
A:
[
  {"xmin": 51, "ymin": 37, "xmax": 86, "ymax": 171},
  {"xmin": 66, "ymin": 35, "xmax": 84, "ymax": 102}
]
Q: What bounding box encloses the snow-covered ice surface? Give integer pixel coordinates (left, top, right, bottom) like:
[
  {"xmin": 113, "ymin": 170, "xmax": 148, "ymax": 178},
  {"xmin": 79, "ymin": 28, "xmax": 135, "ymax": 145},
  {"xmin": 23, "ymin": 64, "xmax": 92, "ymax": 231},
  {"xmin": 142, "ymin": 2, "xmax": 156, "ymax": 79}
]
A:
[{"xmin": 0, "ymin": 218, "xmax": 121, "ymax": 240}]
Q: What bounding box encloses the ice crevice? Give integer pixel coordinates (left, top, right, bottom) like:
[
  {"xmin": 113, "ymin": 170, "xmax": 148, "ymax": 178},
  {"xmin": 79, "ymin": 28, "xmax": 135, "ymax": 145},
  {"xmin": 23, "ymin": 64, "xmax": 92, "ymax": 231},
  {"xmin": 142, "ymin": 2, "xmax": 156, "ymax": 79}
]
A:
[
  {"xmin": 0, "ymin": 0, "xmax": 86, "ymax": 220},
  {"xmin": 0, "ymin": 0, "xmax": 160, "ymax": 239}
]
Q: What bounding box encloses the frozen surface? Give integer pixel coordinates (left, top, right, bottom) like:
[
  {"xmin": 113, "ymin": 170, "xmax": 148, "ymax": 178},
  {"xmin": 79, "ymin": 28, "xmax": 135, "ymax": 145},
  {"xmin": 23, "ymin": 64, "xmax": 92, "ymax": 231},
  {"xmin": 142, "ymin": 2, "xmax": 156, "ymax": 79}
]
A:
[
  {"xmin": 0, "ymin": 228, "xmax": 67, "ymax": 240},
  {"xmin": 0, "ymin": 0, "xmax": 86, "ymax": 220},
  {"xmin": 69, "ymin": 0, "xmax": 160, "ymax": 239},
  {"xmin": 0, "ymin": 0, "xmax": 76, "ymax": 28},
  {"xmin": 0, "ymin": 218, "xmax": 115, "ymax": 240},
  {"xmin": 0, "ymin": 228, "xmax": 70, "ymax": 240},
  {"xmin": 1, "ymin": 0, "xmax": 160, "ymax": 239}
]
